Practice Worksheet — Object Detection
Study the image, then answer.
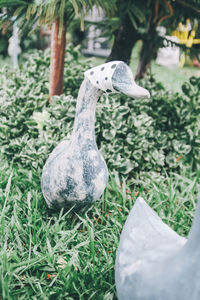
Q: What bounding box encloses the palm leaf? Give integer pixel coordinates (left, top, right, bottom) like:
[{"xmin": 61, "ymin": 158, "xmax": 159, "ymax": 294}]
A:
[
  {"xmin": 69, "ymin": 0, "xmax": 79, "ymax": 17},
  {"xmin": 129, "ymin": 2, "xmax": 146, "ymax": 23},
  {"xmin": 13, "ymin": 6, "xmax": 25, "ymax": 17},
  {"xmin": 58, "ymin": 0, "xmax": 65, "ymax": 37},
  {"xmin": 0, "ymin": 0, "xmax": 27, "ymax": 7},
  {"xmin": 26, "ymin": 4, "xmax": 33, "ymax": 20},
  {"xmin": 127, "ymin": 10, "xmax": 138, "ymax": 29},
  {"xmin": 80, "ymin": 9, "xmax": 84, "ymax": 31},
  {"xmin": 49, "ymin": 1, "xmax": 56, "ymax": 18}
]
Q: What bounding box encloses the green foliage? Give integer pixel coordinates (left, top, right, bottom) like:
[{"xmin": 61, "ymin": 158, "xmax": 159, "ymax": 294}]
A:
[
  {"xmin": 0, "ymin": 35, "xmax": 9, "ymax": 56},
  {"xmin": 95, "ymin": 75, "xmax": 200, "ymax": 178},
  {"xmin": 0, "ymin": 45, "xmax": 90, "ymax": 166},
  {"xmin": 0, "ymin": 0, "xmax": 116, "ymax": 37},
  {"xmin": 0, "ymin": 41, "xmax": 199, "ymax": 299},
  {"xmin": 0, "ymin": 46, "xmax": 200, "ymax": 179}
]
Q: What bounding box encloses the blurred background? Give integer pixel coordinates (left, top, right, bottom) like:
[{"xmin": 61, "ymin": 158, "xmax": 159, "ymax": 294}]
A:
[{"xmin": 0, "ymin": 0, "xmax": 199, "ymax": 92}]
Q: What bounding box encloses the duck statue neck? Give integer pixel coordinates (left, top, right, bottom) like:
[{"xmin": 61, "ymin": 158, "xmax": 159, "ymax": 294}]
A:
[
  {"xmin": 41, "ymin": 61, "xmax": 150, "ymax": 209},
  {"xmin": 71, "ymin": 78, "xmax": 102, "ymax": 148}
]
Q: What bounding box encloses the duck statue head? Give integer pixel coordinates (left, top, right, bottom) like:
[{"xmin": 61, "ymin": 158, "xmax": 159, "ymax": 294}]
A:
[{"xmin": 41, "ymin": 61, "xmax": 150, "ymax": 210}]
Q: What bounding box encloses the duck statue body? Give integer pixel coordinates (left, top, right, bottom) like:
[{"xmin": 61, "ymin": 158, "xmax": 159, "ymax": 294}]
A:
[
  {"xmin": 41, "ymin": 61, "xmax": 150, "ymax": 209},
  {"xmin": 115, "ymin": 193, "xmax": 200, "ymax": 300}
]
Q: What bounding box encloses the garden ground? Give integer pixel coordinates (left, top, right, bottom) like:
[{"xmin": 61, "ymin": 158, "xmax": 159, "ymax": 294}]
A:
[
  {"xmin": 0, "ymin": 159, "xmax": 199, "ymax": 299},
  {"xmin": 0, "ymin": 45, "xmax": 200, "ymax": 299}
]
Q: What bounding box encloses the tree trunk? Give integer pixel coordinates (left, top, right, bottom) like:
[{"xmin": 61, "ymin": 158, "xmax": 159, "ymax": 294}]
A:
[
  {"xmin": 106, "ymin": 15, "xmax": 139, "ymax": 65},
  {"xmin": 135, "ymin": 23, "xmax": 158, "ymax": 80},
  {"xmin": 49, "ymin": 18, "xmax": 66, "ymax": 100},
  {"xmin": 135, "ymin": 38, "xmax": 154, "ymax": 80}
]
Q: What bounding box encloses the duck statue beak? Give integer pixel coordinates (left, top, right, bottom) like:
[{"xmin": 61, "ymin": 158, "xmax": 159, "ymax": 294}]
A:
[
  {"xmin": 112, "ymin": 62, "xmax": 150, "ymax": 99},
  {"xmin": 121, "ymin": 81, "xmax": 150, "ymax": 99}
]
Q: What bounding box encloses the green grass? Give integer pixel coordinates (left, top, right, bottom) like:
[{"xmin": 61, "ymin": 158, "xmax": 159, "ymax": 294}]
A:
[
  {"xmin": 150, "ymin": 62, "xmax": 199, "ymax": 92},
  {"xmin": 0, "ymin": 156, "xmax": 199, "ymax": 299},
  {"xmin": 131, "ymin": 41, "xmax": 199, "ymax": 92}
]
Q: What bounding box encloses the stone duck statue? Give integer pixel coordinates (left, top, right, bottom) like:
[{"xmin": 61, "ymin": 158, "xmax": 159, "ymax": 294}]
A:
[
  {"xmin": 115, "ymin": 192, "xmax": 200, "ymax": 300},
  {"xmin": 41, "ymin": 61, "xmax": 150, "ymax": 209}
]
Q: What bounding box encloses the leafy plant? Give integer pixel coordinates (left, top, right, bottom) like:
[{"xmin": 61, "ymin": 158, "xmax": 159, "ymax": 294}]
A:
[
  {"xmin": 96, "ymin": 75, "xmax": 200, "ymax": 179},
  {"xmin": 0, "ymin": 44, "xmax": 90, "ymax": 164},
  {"xmin": 0, "ymin": 46, "xmax": 199, "ymax": 180}
]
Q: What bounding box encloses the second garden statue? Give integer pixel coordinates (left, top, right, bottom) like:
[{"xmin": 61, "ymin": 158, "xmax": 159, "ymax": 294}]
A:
[{"xmin": 41, "ymin": 61, "xmax": 150, "ymax": 209}]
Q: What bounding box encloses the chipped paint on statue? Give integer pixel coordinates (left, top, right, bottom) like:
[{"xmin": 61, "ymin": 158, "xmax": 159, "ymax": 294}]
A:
[{"xmin": 41, "ymin": 61, "xmax": 150, "ymax": 209}]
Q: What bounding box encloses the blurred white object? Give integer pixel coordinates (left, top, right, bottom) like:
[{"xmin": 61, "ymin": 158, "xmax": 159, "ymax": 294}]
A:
[
  {"xmin": 156, "ymin": 36, "xmax": 180, "ymax": 68},
  {"xmin": 157, "ymin": 26, "xmax": 167, "ymax": 37},
  {"xmin": 115, "ymin": 192, "xmax": 200, "ymax": 300},
  {"xmin": 8, "ymin": 20, "xmax": 21, "ymax": 68}
]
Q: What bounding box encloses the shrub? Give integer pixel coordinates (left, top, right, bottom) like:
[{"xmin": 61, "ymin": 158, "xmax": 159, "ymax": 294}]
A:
[
  {"xmin": 96, "ymin": 75, "xmax": 200, "ymax": 179},
  {"xmin": 0, "ymin": 47, "xmax": 199, "ymax": 180},
  {"xmin": 0, "ymin": 44, "xmax": 90, "ymax": 164}
]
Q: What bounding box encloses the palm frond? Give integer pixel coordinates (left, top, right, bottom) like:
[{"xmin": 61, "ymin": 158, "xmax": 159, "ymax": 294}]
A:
[
  {"xmin": 59, "ymin": 0, "xmax": 65, "ymax": 37},
  {"xmin": 69, "ymin": 0, "xmax": 79, "ymax": 17},
  {"xmin": 129, "ymin": 2, "xmax": 146, "ymax": 23},
  {"xmin": 0, "ymin": 0, "xmax": 27, "ymax": 7},
  {"xmin": 127, "ymin": 10, "xmax": 138, "ymax": 29}
]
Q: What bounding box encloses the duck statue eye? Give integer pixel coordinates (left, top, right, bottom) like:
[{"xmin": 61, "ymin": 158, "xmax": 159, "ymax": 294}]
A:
[{"xmin": 41, "ymin": 61, "xmax": 150, "ymax": 210}]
